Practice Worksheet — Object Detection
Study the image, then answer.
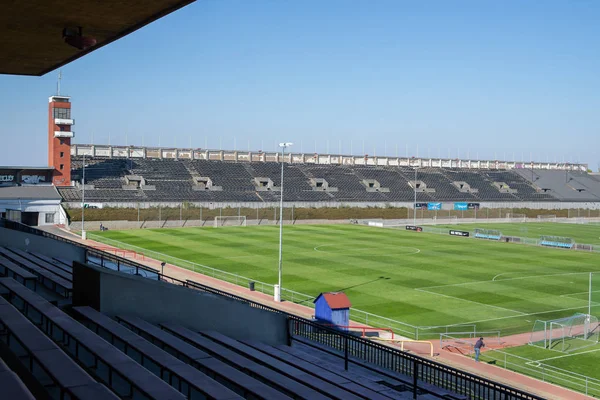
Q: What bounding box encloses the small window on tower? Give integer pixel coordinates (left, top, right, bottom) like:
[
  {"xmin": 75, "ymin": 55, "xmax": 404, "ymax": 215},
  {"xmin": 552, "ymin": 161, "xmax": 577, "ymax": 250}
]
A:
[
  {"xmin": 60, "ymin": 152, "xmax": 64, "ymax": 158},
  {"xmin": 60, "ymin": 164, "xmax": 64, "ymax": 170},
  {"xmin": 59, "ymin": 139, "xmax": 64, "ymax": 145}
]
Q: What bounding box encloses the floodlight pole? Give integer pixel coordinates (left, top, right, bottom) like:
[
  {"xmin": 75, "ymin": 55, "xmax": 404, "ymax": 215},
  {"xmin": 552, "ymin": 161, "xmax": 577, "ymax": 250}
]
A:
[
  {"xmin": 413, "ymin": 168, "xmax": 418, "ymax": 226},
  {"xmin": 276, "ymin": 142, "xmax": 293, "ymax": 302},
  {"xmin": 81, "ymin": 153, "xmax": 86, "ymax": 240},
  {"xmin": 590, "ymin": 272, "xmax": 593, "ymax": 317}
]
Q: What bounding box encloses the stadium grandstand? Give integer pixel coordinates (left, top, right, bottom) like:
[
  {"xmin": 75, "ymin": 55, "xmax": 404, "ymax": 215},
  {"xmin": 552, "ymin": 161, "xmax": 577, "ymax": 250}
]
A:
[{"xmin": 56, "ymin": 144, "xmax": 600, "ymax": 208}]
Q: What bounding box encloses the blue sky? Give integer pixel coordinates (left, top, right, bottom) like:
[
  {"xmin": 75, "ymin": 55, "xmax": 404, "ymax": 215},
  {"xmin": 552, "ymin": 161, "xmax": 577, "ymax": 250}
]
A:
[{"xmin": 1, "ymin": 1, "xmax": 599, "ymax": 168}]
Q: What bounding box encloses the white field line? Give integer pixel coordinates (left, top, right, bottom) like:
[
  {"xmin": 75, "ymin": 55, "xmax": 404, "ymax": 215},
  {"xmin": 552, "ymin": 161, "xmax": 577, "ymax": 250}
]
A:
[
  {"xmin": 414, "ymin": 288, "xmax": 527, "ymax": 316},
  {"xmin": 525, "ymin": 347, "xmax": 600, "ymax": 365},
  {"xmin": 446, "ymin": 305, "xmax": 599, "ymax": 326},
  {"xmin": 419, "ymin": 271, "xmax": 597, "ymax": 290},
  {"xmin": 313, "ymin": 244, "xmax": 421, "ymax": 254},
  {"xmin": 560, "ymin": 289, "xmax": 600, "ymax": 299}
]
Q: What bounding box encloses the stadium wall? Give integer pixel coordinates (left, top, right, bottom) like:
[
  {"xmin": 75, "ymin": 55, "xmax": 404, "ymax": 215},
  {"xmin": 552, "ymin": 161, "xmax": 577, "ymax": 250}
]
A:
[
  {"xmin": 73, "ymin": 261, "xmax": 289, "ymax": 345},
  {"xmin": 0, "ymin": 226, "xmax": 85, "ymax": 261},
  {"xmin": 70, "ymin": 218, "xmax": 349, "ymax": 231},
  {"xmin": 63, "ymin": 200, "xmax": 600, "ymax": 210}
]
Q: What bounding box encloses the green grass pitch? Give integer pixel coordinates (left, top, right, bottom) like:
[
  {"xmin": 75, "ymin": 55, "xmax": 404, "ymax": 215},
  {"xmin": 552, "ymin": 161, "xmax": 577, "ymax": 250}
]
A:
[
  {"xmin": 94, "ymin": 223, "xmax": 600, "ymax": 336},
  {"xmin": 93, "ymin": 222, "xmax": 600, "ymax": 394}
]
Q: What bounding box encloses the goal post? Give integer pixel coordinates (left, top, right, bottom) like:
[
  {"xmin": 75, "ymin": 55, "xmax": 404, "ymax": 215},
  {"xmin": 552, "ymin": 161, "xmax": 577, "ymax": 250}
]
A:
[
  {"xmin": 529, "ymin": 314, "xmax": 599, "ymax": 353},
  {"xmin": 537, "ymin": 214, "xmax": 557, "ymax": 222},
  {"xmin": 214, "ymin": 216, "xmax": 247, "ymax": 227},
  {"xmin": 432, "ymin": 215, "xmax": 458, "ymax": 225},
  {"xmin": 506, "ymin": 213, "xmax": 526, "ymax": 222}
]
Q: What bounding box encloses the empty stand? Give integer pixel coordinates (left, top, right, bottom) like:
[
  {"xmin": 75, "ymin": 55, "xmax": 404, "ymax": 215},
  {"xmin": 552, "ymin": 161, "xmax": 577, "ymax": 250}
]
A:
[
  {"xmin": 0, "ymin": 278, "xmax": 186, "ymax": 399},
  {"xmin": 0, "ymin": 255, "xmax": 37, "ymax": 291},
  {"xmin": 0, "ymin": 295, "xmax": 117, "ymax": 399},
  {"xmin": 0, "ymin": 248, "xmax": 71, "ymax": 298},
  {"xmin": 73, "ymin": 306, "xmax": 242, "ymax": 400},
  {"xmin": 62, "ymin": 155, "xmax": 600, "ymax": 204}
]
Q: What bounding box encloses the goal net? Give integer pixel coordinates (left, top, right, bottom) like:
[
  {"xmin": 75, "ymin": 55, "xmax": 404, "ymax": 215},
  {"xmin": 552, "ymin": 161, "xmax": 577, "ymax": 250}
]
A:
[
  {"xmin": 506, "ymin": 213, "xmax": 526, "ymax": 222},
  {"xmin": 432, "ymin": 215, "xmax": 458, "ymax": 225},
  {"xmin": 214, "ymin": 216, "xmax": 247, "ymax": 227},
  {"xmin": 530, "ymin": 314, "xmax": 599, "ymax": 353},
  {"xmin": 537, "ymin": 214, "xmax": 557, "ymax": 222},
  {"xmin": 474, "ymin": 228, "xmax": 502, "ymax": 240}
]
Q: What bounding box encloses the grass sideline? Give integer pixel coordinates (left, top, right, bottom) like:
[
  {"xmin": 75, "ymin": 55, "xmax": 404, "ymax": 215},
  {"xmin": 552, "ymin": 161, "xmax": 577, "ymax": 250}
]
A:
[{"xmin": 93, "ymin": 223, "xmax": 600, "ymax": 335}]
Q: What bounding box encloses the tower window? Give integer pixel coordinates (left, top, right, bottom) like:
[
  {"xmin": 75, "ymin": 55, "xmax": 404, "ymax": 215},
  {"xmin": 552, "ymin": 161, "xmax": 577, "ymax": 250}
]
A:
[
  {"xmin": 60, "ymin": 164, "xmax": 64, "ymax": 170},
  {"xmin": 53, "ymin": 108, "xmax": 71, "ymax": 119},
  {"xmin": 60, "ymin": 152, "xmax": 64, "ymax": 158},
  {"xmin": 59, "ymin": 139, "xmax": 64, "ymax": 145}
]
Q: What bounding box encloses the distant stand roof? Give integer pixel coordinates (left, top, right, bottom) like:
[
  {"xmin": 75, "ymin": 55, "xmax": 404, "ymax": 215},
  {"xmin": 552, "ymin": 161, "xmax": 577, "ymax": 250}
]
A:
[
  {"xmin": 0, "ymin": 186, "xmax": 62, "ymax": 200},
  {"xmin": 314, "ymin": 292, "xmax": 352, "ymax": 309}
]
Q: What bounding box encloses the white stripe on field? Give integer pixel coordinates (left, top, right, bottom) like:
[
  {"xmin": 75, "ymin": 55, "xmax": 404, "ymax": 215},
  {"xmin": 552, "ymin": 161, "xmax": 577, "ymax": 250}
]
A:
[
  {"xmin": 419, "ymin": 271, "xmax": 597, "ymax": 290},
  {"xmin": 414, "ymin": 288, "xmax": 527, "ymax": 315},
  {"xmin": 527, "ymin": 347, "xmax": 600, "ymax": 364},
  {"xmin": 444, "ymin": 305, "xmax": 599, "ymax": 326}
]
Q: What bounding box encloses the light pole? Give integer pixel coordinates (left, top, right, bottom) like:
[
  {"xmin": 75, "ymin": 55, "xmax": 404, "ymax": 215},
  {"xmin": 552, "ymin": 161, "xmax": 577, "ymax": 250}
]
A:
[
  {"xmin": 81, "ymin": 153, "xmax": 86, "ymax": 240},
  {"xmin": 413, "ymin": 167, "xmax": 418, "ymax": 225},
  {"xmin": 275, "ymin": 142, "xmax": 293, "ymax": 302}
]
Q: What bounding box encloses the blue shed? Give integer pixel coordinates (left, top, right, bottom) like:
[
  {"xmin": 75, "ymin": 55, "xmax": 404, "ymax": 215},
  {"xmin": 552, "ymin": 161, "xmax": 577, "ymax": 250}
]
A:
[{"xmin": 314, "ymin": 292, "xmax": 351, "ymax": 330}]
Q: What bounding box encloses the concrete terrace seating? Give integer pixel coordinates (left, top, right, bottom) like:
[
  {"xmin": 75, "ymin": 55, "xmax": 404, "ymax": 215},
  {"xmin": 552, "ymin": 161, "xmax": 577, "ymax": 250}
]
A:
[
  {"xmin": 62, "ymin": 155, "xmax": 600, "ymax": 204},
  {"xmin": 0, "ymin": 248, "xmax": 72, "ymax": 298},
  {"xmin": 402, "ymin": 168, "xmax": 475, "ymax": 201},
  {"xmin": 200, "ymin": 330, "xmax": 369, "ymax": 400},
  {"xmin": 28, "ymin": 251, "xmax": 73, "ymax": 275},
  {"xmin": 0, "ymin": 357, "xmax": 36, "ymax": 400},
  {"xmin": 0, "ymin": 254, "xmax": 37, "ymax": 291},
  {"xmin": 73, "ymin": 306, "xmax": 242, "ymax": 400},
  {"xmin": 241, "ymin": 340, "xmax": 401, "ymax": 400},
  {"xmin": 515, "ymin": 169, "xmax": 600, "ymax": 201},
  {"xmin": 441, "ymin": 169, "xmax": 517, "ymax": 201},
  {"xmin": 117, "ymin": 315, "xmax": 299, "ymax": 400},
  {"xmin": 354, "ymin": 167, "xmax": 415, "ymax": 201},
  {"xmin": 0, "ymin": 295, "xmax": 116, "ymax": 400},
  {"xmin": 8, "ymin": 248, "xmax": 73, "ymax": 282},
  {"xmin": 191, "ymin": 160, "xmax": 256, "ymax": 191},
  {"xmin": 72, "ymin": 157, "xmax": 129, "ymax": 188},
  {"xmin": 0, "ymin": 278, "xmax": 185, "ymax": 400}
]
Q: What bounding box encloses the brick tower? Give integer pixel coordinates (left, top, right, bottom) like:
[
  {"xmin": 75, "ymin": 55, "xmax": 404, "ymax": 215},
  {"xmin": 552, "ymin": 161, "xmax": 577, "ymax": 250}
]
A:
[{"xmin": 48, "ymin": 95, "xmax": 74, "ymax": 186}]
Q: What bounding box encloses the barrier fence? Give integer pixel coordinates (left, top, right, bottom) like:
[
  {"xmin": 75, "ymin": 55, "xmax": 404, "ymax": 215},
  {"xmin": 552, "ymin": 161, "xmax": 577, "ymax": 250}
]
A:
[{"xmin": 479, "ymin": 349, "xmax": 600, "ymax": 398}]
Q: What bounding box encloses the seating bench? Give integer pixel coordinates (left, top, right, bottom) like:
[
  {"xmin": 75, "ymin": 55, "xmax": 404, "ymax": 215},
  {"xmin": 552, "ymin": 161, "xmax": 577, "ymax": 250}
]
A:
[
  {"xmin": 74, "ymin": 306, "xmax": 241, "ymax": 400},
  {"xmin": 117, "ymin": 315, "xmax": 291, "ymax": 400},
  {"xmin": 0, "ymin": 255, "xmax": 37, "ymax": 291},
  {"xmin": 161, "ymin": 322, "xmax": 330, "ymax": 400},
  {"xmin": 0, "ymin": 296, "xmax": 117, "ymax": 399},
  {"xmin": 0, "ymin": 278, "xmax": 185, "ymax": 400},
  {"xmin": 0, "ymin": 249, "xmax": 72, "ymax": 297},
  {"xmin": 201, "ymin": 331, "xmax": 364, "ymax": 400}
]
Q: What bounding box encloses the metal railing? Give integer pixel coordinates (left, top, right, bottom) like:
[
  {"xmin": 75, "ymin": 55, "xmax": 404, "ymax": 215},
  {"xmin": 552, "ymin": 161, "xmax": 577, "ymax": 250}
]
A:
[
  {"xmin": 0, "ymin": 219, "xmax": 162, "ymax": 282},
  {"xmin": 291, "ymin": 319, "xmax": 544, "ymax": 400},
  {"xmin": 184, "ymin": 280, "xmax": 542, "ymax": 399},
  {"xmin": 481, "ymin": 349, "xmax": 600, "ymax": 398}
]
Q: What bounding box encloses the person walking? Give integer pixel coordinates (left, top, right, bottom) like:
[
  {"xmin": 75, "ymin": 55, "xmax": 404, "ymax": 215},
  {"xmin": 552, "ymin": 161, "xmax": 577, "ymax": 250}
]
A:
[{"xmin": 474, "ymin": 337, "xmax": 485, "ymax": 362}]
